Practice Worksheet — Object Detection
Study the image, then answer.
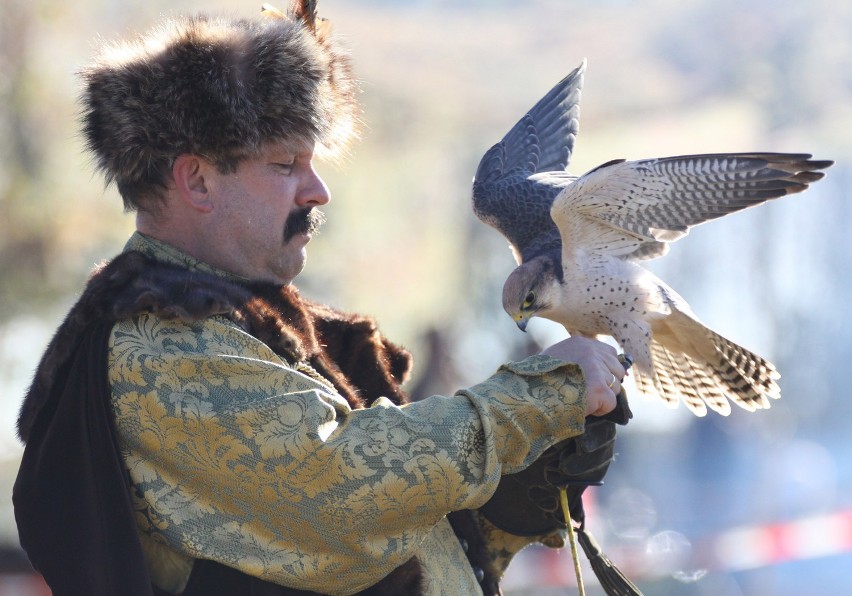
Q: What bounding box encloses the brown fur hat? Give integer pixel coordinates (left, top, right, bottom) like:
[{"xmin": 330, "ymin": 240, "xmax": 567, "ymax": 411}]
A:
[{"xmin": 79, "ymin": 5, "xmax": 358, "ymax": 211}]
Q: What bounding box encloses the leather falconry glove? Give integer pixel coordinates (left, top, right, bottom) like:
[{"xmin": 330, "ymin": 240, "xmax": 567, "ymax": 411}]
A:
[{"xmin": 479, "ymin": 355, "xmax": 643, "ymax": 595}]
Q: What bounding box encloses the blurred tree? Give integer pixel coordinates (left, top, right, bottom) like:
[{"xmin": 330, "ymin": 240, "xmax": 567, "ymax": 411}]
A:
[{"xmin": 0, "ymin": 0, "xmax": 53, "ymax": 321}]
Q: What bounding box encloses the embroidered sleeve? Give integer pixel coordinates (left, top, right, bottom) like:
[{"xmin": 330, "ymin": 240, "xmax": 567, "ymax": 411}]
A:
[{"xmin": 109, "ymin": 314, "xmax": 586, "ymax": 593}]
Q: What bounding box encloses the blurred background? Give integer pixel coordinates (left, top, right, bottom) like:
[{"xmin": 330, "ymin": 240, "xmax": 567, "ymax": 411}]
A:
[{"xmin": 0, "ymin": 0, "xmax": 849, "ymax": 593}]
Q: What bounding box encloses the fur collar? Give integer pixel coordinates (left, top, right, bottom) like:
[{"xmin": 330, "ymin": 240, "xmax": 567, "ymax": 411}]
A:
[{"xmin": 18, "ymin": 250, "xmax": 412, "ymax": 442}]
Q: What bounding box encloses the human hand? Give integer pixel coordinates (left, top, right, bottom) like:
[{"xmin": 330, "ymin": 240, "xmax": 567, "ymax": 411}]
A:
[{"xmin": 540, "ymin": 336, "xmax": 626, "ymax": 417}]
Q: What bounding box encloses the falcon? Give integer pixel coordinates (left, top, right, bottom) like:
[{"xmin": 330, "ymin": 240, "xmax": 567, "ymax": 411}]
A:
[{"xmin": 472, "ymin": 61, "xmax": 833, "ymax": 416}]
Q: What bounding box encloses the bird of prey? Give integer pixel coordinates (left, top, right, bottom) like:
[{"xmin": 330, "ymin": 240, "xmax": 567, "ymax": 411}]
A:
[{"xmin": 472, "ymin": 61, "xmax": 833, "ymax": 416}]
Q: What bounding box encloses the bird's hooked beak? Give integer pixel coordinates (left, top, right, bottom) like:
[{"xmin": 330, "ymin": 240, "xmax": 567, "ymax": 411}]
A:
[{"xmin": 513, "ymin": 313, "xmax": 530, "ymax": 332}]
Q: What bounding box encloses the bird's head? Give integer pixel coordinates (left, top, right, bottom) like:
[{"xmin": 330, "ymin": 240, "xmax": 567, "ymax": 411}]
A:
[{"xmin": 501, "ymin": 257, "xmax": 560, "ymax": 332}]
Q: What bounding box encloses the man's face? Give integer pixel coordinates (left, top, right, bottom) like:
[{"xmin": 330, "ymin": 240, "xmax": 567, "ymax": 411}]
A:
[{"xmin": 210, "ymin": 141, "xmax": 330, "ymax": 284}]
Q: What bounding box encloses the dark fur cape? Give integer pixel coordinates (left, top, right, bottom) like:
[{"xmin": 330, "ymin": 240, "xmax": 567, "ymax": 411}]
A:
[{"xmin": 15, "ymin": 251, "xmax": 499, "ymax": 595}]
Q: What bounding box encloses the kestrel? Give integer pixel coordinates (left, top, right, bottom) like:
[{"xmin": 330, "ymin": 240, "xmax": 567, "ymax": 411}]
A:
[{"xmin": 472, "ymin": 61, "xmax": 833, "ymax": 416}]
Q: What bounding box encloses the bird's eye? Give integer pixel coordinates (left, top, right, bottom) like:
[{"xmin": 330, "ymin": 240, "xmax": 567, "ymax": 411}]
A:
[{"xmin": 522, "ymin": 291, "xmax": 536, "ymax": 309}]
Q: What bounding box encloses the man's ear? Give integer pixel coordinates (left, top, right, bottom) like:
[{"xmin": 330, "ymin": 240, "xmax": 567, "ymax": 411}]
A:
[{"xmin": 172, "ymin": 154, "xmax": 214, "ymax": 213}]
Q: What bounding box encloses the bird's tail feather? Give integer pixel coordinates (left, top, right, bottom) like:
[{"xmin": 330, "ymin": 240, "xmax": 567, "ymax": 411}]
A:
[{"xmin": 636, "ymin": 312, "xmax": 780, "ymax": 416}]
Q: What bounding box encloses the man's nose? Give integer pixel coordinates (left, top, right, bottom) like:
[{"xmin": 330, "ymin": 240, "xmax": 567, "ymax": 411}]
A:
[{"xmin": 296, "ymin": 167, "xmax": 331, "ymax": 207}]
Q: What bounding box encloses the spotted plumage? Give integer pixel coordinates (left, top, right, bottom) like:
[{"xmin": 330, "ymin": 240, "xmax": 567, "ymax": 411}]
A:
[{"xmin": 472, "ymin": 62, "xmax": 833, "ymax": 416}]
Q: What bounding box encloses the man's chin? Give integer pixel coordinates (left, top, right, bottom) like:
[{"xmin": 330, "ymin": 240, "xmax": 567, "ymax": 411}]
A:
[{"xmin": 277, "ymin": 248, "xmax": 309, "ymax": 285}]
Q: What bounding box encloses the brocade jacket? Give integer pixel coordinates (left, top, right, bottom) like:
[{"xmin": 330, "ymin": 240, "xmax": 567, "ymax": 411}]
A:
[{"xmin": 17, "ymin": 232, "xmax": 589, "ymax": 595}]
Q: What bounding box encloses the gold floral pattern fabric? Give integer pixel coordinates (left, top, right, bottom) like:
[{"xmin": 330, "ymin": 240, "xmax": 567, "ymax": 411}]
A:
[{"xmin": 108, "ymin": 233, "xmax": 588, "ymax": 595}]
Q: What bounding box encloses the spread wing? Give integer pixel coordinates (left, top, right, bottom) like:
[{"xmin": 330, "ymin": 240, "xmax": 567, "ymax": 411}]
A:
[
  {"xmin": 551, "ymin": 152, "xmax": 833, "ymax": 269},
  {"xmin": 472, "ymin": 61, "xmax": 585, "ymax": 264}
]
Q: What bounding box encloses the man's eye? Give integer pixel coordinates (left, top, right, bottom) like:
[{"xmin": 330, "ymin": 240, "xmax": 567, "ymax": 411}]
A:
[{"xmin": 274, "ymin": 162, "xmax": 294, "ymax": 174}]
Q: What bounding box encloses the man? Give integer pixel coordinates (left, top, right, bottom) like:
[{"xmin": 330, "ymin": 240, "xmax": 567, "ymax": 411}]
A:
[{"xmin": 14, "ymin": 4, "xmax": 627, "ymax": 595}]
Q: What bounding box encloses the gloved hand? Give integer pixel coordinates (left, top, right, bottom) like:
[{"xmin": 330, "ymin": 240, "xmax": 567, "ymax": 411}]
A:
[
  {"xmin": 478, "ymin": 357, "xmax": 643, "ymax": 596},
  {"xmin": 478, "ymin": 388, "xmax": 631, "ymax": 535}
]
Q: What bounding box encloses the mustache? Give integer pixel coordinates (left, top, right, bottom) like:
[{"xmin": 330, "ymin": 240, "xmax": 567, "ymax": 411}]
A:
[{"xmin": 283, "ymin": 207, "xmax": 326, "ymax": 242}]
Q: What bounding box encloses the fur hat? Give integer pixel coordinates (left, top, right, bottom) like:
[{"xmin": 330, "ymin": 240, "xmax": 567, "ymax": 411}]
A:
[{"xmin": 79, "ymin": 4, "xmax": 358, "ymax": 211}]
